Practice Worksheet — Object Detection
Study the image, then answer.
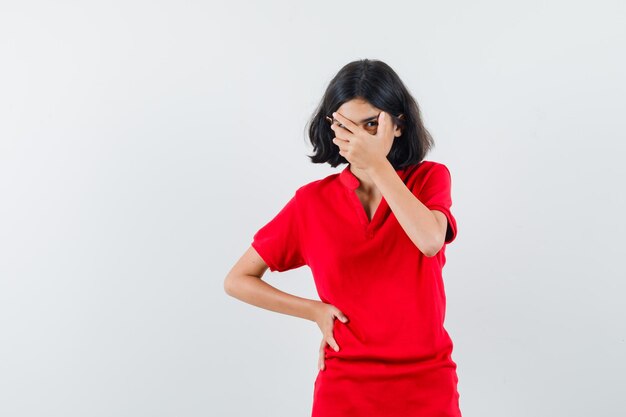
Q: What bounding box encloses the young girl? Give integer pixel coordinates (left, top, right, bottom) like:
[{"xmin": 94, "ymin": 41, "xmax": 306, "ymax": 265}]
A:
[{"xmin": 224, "ymin": 58, "xmax": 462, "ymax": 417}]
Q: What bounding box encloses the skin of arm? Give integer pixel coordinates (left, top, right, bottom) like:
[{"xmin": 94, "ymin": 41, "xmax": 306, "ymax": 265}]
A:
[
  {"xmin": 366, "ymin": 158, "xmax": 448, "ymax": 257},
  {"xmin": 223, "ymin": 246, "xmax": 322, "ymax": 321}
]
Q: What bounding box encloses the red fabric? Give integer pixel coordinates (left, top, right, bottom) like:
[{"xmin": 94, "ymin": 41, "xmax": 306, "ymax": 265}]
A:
[{"xmin": 251, "ymin": 160, "xmax": 461, "ymax": 417}]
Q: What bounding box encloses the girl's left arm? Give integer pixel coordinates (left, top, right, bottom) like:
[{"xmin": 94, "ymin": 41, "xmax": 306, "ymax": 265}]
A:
[{"xmin": 368, "ymin": 159, "xmax": 448, "ymax": 257}]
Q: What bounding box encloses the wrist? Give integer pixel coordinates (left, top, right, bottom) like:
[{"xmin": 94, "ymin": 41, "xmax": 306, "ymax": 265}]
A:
[
  {"xmin": 304, "ymin": 299, "xmax": 322, "ymax": 322},
  {"xmin": 367, "ymin": 157, "xmax": 393, "ymax": 178}
]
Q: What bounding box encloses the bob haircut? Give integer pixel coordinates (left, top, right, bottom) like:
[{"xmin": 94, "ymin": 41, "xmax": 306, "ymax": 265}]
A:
[{"xmin": 305, "ymin": 59, "xmax": 434, "ymax": 170}]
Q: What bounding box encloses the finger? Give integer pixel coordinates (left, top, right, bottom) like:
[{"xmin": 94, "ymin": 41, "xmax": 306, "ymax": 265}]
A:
[
  {"xmin": 328, "ymin": 336, "xmax": 340, "ymax": 352},
  {"xmin": 332, "ymin": 112, "xmax": 358, "ymax": 135},
  {"xmin": 332, "ymin": 138, "xmax": 349, "ymax": 158},
  {"xmin": 335, "ymin": 312, "xmax": 349, "ymax": 323},
  {"xmin": 318, "ymin": 339, "xmax": 326, "ymax": 370},
  {"xmin": 318, "ymin": 348, "xmax": 325, "ymax": 370},
  {"xmin": 330, "ymin": 123, "xmax": 351, "ymax": 141},
  {"xmin": 331, "ymin": 135, "xmax": 348, "ymax": 143},
  {"xmin": 376, "ymin": 111, "xmax": 387, "ymax": 137},
  {"xmin": 332, "ymin": 137, "xmax": 348, "ymax": 149}
]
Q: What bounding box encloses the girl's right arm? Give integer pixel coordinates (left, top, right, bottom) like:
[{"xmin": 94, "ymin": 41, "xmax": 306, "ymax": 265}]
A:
[
  {"xmin": 224, "ymin": 245, "xmax": 321, "ymax": 322},
  {"xmin": 224, "ymin": 245, "xmax": 348, "ymax": 369}
]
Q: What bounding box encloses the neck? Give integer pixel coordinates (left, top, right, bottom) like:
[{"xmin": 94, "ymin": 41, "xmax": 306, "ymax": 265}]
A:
[{"xmin": 349, "ymin": 164, "xmax": 378, "ymax": 194}]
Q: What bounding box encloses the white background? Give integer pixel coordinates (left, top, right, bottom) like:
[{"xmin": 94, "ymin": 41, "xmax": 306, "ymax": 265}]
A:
[{"xmin": 1, "ymin": 1, "xmax": 625, "ymax": 416}]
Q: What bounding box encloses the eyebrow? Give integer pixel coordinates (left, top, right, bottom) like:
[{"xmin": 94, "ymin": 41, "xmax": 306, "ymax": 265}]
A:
[{"xmin": 359, "ymin": 115, "xmax": 380, "ymax": 123}]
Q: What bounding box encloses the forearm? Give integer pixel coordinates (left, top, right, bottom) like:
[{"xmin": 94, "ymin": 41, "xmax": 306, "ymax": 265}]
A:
[
  {"xmin": 225, "ymin": 274, "xmax": 320, "ymax": 322},
  {"xmin": 367, "ymin": 159, "xmax": 440, "ymax": 256}
]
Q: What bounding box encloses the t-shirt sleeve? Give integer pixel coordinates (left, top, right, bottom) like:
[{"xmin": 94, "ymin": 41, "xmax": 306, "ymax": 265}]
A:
[
  {"xmin": 251, "ymin": 191, "xmax": 306, "ymax": 272},
  {"xmin": 416, "ymin": 163, "xmax": 458, "ymax": 244}
]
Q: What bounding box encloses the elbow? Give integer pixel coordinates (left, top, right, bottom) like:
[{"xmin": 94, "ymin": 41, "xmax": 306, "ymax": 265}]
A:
[
  {"xmin": 411, "ymin": 220, "xmax": 446, "ymax": 257},
  {"xmin": 424, "ymin": 247, "xmax": 441, "ymax": 257},
  {"xmin": 423, "ymin": 237, "xmax": 445, "ymax": 258},
  {"xmin": 412, "ymin": 234, "xmax": 443, "ymax": 258},
  {"xmin": 223, "ymin": 275, "xmax": 237, "ymax": 297},
  {"xmin": 423, "ymin": 247, "xmax": 438, "ymax": 258},
  {"xmin": 418, "ymin": 242, "xmax": 441, "ymax": 258}
]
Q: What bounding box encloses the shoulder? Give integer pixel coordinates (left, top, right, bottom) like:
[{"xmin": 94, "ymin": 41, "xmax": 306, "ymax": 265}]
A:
[
  {"xmin": 418, "ymin": 160, "xmax": 452, "ymax": 179},
  {"xmin": 294, "ymin": 170, "xmax": 341, "ymax": 202},
  {"xmin": 404, "ymin": 160, "xmax": 453, "ymax": 193},
  {"xmin": 419, "ymin": 159, "xmax": 450, "ymax": 172},
  {"xmin": 405, "ymin": 159, "xmax": 451, "ymax": 177}
]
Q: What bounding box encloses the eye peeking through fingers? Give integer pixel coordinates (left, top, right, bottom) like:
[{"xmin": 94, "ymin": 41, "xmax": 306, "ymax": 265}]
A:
[{"xmin": 324, "ymin": 116, "xmax": 378, "ymax": 132}]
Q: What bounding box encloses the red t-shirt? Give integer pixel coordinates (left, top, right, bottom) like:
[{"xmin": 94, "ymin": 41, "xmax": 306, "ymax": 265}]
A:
[{"xmin": 251, "ymin": 160, "xmax": 461, "ymax": 417}]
